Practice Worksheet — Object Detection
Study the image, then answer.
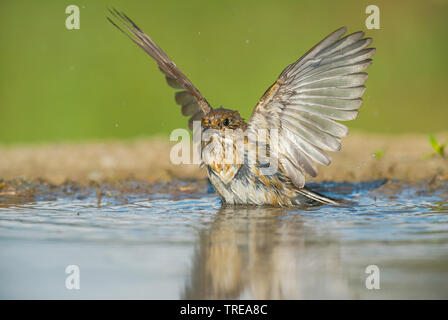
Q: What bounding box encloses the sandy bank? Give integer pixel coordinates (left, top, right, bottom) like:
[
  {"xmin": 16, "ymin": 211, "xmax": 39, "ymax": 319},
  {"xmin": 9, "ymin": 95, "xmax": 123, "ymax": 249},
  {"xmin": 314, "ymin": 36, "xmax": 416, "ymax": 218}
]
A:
[{"xmin": 0, "ymin": 132, "xmax": 447, "ymax": 185}]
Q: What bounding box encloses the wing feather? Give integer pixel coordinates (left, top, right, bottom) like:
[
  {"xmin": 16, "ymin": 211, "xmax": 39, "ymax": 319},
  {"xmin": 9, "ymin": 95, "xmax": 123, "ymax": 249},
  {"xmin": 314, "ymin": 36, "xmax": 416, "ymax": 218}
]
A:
[
  {"xmin": 108, "ymin": 9, "xmax": 211, "ymax": 129},
  {"xmin": 249, "ymin": 27, "xmax": 375, "ymax": 187}
]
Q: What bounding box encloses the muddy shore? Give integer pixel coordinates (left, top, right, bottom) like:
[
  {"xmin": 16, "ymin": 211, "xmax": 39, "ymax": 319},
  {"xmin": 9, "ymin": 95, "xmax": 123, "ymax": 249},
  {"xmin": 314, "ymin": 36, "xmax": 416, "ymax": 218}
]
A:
[{"xmin": 0, "ymin": 132, "xmax": 447, "ymax": 185}]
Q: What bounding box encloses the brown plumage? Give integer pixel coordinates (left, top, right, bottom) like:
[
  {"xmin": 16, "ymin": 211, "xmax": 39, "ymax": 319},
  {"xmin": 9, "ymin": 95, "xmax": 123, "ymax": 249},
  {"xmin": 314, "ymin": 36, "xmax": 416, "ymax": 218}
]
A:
[{"xmin": 108, "ymin": 9, "xmax": 376, "ymax": 206}]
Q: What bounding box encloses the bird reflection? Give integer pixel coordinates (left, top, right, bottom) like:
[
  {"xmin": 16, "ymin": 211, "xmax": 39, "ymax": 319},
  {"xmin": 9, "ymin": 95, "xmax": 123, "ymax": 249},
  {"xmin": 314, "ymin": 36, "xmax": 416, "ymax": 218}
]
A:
[{"xmin": 183, "ymin": 205, "xmax": 351, "ymax": 299}]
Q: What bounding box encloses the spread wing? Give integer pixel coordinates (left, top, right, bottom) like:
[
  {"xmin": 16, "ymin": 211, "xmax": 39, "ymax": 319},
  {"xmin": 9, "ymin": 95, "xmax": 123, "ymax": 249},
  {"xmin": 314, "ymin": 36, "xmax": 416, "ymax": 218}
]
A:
[
  {"xmin": 249, "ymin": 27, "xmax": 376, "ymax": 187},
  {"xmin": 108, "ymin": 9, "xmax": 211, "ymax": 129}
]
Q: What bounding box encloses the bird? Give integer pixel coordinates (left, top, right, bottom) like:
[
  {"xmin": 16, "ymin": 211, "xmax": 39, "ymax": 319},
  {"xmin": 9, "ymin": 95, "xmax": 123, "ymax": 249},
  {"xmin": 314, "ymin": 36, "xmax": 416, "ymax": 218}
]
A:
[{"xmin": 108, "ymin": 9, "xmax": 376, "ymax": 207}]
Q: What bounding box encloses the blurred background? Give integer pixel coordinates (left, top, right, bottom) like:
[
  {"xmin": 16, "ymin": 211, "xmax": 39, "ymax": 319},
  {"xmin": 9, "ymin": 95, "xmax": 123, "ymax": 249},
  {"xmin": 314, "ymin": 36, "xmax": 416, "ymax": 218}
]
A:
[{"xmin": 0, "ymin": 0, "xmax": 447, "ymax": 144}]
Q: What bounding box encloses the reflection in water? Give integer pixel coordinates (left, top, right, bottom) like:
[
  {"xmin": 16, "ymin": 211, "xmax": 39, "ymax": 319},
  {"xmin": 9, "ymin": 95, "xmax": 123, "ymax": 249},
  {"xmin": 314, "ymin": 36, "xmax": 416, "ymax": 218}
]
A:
[
  {"xmin": 183, "ymin": 206, "xmax": 351, "ymax": 299},
  {"xmin": 1, "ymin": 179, "xmax": 448, "ymax": 299}
]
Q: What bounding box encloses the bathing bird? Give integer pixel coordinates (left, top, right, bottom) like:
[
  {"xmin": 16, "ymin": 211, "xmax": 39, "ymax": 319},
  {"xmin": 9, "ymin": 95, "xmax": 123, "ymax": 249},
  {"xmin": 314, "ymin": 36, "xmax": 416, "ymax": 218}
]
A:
[{"xmin": 108, "ymin": 9, "xmax": 375, "ymax": 206}]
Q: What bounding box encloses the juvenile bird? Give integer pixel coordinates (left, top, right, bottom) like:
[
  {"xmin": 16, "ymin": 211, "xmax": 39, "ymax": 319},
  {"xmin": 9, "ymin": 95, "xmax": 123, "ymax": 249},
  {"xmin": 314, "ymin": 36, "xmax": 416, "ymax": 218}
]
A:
[{"xmin": 108, "ymin": 9, "xmax": 375, "ymax": 206}]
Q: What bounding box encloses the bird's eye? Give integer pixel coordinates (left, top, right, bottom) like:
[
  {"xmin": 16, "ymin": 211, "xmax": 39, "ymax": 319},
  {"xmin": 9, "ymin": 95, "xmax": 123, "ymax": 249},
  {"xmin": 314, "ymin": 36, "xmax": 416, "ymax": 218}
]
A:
[{"xmin": 223, "ymin": 119, "xmax": 230, "ymax": 126}]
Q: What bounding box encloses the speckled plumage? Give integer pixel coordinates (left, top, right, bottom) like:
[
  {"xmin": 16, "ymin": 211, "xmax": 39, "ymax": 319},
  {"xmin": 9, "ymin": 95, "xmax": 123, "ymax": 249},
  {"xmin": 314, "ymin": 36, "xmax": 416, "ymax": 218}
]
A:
[
  {"xmin": 200, "ymin": 111, "xmax": 333, "ymax": 206},
  {"xmin": 110, "ymin": 10, "xmax": 375, "ymax": 206}
]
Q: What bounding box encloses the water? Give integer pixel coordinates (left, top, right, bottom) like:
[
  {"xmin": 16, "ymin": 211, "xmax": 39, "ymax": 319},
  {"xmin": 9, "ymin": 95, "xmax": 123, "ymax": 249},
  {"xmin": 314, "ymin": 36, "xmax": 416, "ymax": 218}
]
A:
[{"xmin": 1, "ymin": 179, "xmax": 448, "ymax": 299}]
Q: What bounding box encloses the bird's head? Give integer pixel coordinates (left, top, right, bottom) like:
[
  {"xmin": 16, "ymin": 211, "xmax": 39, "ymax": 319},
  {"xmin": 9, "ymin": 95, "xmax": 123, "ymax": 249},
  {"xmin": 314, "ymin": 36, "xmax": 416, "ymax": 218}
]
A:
[{"xmin": 201, "ymin": 108, "xmax": 247, "ymax": 132}]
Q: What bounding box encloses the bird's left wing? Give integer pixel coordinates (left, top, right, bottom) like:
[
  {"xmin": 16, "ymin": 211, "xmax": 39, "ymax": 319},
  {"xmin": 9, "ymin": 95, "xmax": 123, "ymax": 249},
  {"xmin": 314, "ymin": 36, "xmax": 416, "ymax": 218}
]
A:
[
  {"xmin": 248, "ymin": 27, "xmax": 376, "ymax": 187},
  {"xmin": 108, "ymin": 9, "xmax": 211, "ymax": 129}
]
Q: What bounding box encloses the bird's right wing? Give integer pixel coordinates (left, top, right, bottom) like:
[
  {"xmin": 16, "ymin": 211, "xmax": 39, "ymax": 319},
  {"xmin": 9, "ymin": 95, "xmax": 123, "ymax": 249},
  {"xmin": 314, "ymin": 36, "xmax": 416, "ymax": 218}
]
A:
[{"xmin": 108, "ymin": 9, "xmax": 212, "ymax": 129}]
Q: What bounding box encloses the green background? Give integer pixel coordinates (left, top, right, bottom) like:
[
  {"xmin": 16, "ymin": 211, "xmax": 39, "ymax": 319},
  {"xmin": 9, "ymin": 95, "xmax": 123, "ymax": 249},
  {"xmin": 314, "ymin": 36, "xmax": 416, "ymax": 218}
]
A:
[{"xmin": 0, "ymin": 0, "xmax": 447, "ymax": 144}]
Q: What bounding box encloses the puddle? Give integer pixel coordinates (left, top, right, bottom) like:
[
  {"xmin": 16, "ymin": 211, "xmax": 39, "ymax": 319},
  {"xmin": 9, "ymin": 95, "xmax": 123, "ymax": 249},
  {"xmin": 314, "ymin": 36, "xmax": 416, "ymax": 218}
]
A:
[{"xmin": 0, "ymin": 179, "xmax": 448, "ymax": 299}]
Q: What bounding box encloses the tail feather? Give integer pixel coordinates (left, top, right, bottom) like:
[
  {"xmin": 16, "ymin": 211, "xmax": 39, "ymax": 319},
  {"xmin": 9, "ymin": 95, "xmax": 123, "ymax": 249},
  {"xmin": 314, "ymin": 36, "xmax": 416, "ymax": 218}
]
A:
[{"xmin": 297, "ymin": 188, "xmax": 340, "ymax": 205}]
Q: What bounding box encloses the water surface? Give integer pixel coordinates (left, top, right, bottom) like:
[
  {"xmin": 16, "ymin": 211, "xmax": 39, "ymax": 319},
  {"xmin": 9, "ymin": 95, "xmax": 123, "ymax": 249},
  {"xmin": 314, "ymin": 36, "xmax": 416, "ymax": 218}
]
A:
[{"xmin": 1, "ymin": 179, "xmax": 447, "ymax": 299}]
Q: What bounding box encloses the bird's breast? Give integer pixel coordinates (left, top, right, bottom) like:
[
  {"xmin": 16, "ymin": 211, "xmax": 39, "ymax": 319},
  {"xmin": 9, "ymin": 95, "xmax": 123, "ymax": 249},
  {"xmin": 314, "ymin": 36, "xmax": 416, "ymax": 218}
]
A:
[{"xmin": 201, "ymin": 134, "xmax": 243, "ymax": 184}]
